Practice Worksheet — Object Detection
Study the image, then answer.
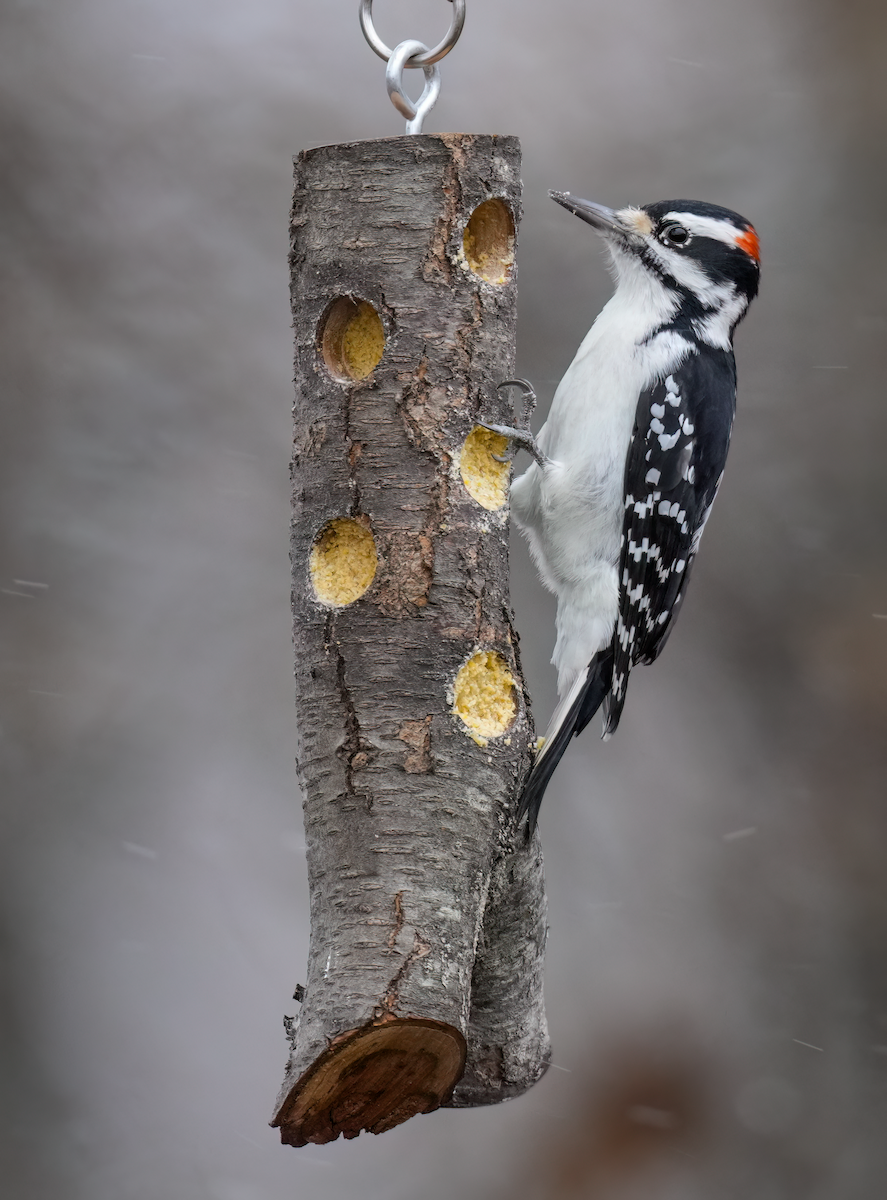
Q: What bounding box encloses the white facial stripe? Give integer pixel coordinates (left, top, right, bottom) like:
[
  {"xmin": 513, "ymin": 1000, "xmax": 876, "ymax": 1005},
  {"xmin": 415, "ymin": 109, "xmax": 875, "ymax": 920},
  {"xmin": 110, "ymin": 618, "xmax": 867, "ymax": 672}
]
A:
[
  {"xmin": 663, "ymin": 211, "xmax": 743, "ymax": 247},
  {"xmin": 646, "ymin": 241, "xmax": 719, "ymax": 295},
  {"xmin": 643, "ymin": 241, "xmax": 747, "ymax": 347},
  {"xmin": 692, "ymin": 290, "xmax": 749, "ymax": 349}
]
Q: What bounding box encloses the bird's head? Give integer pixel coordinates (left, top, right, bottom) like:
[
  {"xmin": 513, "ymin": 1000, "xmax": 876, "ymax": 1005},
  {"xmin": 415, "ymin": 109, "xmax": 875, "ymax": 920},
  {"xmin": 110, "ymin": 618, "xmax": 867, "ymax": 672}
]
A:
[{"xmin": 550, "ymin": 191, "xmax": 760, "ymax": 346}]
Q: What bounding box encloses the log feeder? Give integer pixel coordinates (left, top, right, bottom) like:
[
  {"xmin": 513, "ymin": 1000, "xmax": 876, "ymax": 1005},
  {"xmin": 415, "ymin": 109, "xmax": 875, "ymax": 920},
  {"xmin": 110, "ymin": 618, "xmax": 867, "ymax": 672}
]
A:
[{"xmin": 272, "ymin": 134, "xmax": 550, "ymax": 1147}]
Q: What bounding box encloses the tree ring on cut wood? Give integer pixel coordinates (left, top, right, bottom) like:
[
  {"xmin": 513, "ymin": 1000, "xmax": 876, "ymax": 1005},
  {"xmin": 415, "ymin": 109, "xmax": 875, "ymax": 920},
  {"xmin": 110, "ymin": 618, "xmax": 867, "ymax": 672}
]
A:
[{"xmin": 274, "ymin": 1017, "xmax": 467, "ymax": 1146}]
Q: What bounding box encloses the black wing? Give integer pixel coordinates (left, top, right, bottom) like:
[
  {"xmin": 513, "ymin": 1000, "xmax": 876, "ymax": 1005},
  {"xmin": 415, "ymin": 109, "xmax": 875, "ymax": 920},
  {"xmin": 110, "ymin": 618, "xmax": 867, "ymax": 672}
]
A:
[
  {"xmin": 517, "ymin": 346, "xmax": 737, "ymax": 832},
  {"xmin": 603, "ymin": 346, "xmax": 737, "ymax": 736}
]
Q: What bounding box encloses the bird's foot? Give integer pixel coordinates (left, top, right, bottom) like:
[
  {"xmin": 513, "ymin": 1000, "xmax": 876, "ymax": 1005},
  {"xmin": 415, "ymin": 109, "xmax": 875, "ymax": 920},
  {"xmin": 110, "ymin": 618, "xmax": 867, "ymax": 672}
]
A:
[
  {"xmin": 479, "ymin": 422, "xmax": 547, "ymax": 466},
  {"xmin": 478, "ymin": 378, "xmax": 548, "ymax": 467}
]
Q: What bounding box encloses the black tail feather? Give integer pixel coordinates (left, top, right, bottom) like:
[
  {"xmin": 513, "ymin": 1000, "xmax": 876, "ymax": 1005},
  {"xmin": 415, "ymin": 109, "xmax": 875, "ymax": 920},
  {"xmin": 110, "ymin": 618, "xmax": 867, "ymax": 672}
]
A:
[
  {"xmin": 517, "ymin": 649, "xmax": 614, "ymax": 833},
  {"xmin": 574, "ymin": 647, "xmax": 614, "ymax": 737},
  {"xmin": 602, "ymin": 690, "xmax": 626, "ymax": 738}
]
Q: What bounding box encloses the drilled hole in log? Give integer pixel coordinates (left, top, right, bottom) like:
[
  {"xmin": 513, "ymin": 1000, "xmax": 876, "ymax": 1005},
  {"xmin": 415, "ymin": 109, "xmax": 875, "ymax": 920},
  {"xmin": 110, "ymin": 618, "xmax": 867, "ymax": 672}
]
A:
[
  {"xmin": 273, "ymin": 1017, "xmax": 467, "ymax": 1146},
  {"xmin": 452, "ymin": 651, "xmax": 517, "ymax": 743},
  {"xmin": 460, "ymin": 426, "xmax": 510, "ymax": 511},
  {"xmin": 320, "ymin": 297, "xmax": 385, "ymax": 381},
  {"xmin": 309, "ymin": 518, "xmax": 377, "ymax": 606},
  {"xmin": 462, "ymin": 199, "xmax": 515, "ymax": 285}
]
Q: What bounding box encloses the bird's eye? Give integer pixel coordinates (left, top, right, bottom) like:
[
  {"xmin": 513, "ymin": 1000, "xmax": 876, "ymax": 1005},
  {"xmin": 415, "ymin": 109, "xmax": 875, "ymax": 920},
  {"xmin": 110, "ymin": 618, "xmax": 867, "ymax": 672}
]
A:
[{"xmin": 661, "ymin": 224, "xmax": 690, "ymax": 247}]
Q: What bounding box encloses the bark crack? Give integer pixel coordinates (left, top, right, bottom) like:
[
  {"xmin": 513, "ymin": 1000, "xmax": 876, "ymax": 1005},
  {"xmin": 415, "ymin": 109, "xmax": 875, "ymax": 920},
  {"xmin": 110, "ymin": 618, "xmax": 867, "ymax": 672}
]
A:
[
  {"xmin": 423, "ymin": 136, "xmax": 465, "ymax": 283},
  {"xmin": 342, "ymin": 380, "xmax": 365, "ymax": 517},
  {"xmin": 386, "ymin": 890, "xmax": 405, "ymax": 952},
  {"xmin": 334, "ymin": 640, "xmax": 375, "ymax": 809},
  {"xmin": 378, "ymin": 927, "xmax": 433, "ymax": 1016}
]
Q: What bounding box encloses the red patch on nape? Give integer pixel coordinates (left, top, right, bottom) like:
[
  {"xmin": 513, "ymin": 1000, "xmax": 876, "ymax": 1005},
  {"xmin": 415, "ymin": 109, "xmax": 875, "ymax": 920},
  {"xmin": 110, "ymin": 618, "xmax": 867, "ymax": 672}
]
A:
[{"xmin": 735, "ymin": 226, "xmax": 761, "ymax": 263}]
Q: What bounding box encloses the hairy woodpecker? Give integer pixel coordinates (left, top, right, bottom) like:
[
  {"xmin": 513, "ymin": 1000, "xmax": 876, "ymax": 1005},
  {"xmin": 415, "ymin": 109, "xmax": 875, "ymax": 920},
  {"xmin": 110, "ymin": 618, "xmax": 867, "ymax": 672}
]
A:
[{"xmin": 486, "ymin": 193, "xmax": 760, "ymax": 831}]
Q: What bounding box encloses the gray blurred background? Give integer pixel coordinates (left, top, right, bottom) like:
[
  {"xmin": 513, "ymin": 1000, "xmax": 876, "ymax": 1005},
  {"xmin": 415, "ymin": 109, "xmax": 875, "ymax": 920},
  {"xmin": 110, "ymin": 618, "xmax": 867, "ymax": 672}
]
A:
[{"xmin": 2, "ymin": 1, "xmax": 886, "ymax": 1197}]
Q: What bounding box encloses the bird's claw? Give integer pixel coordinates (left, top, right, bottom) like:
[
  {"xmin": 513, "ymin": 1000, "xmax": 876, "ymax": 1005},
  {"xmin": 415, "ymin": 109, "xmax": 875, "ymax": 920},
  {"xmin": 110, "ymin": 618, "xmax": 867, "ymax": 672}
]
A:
[
  {"xmin": 497, "ymin": 378, "xmax": 538, "ymax": 423},
  {"xmin": 478, "ymin": 423, "xmax": 547, "ymax": 466},
  {"xmin": 477, "ymin": 378, "xmax": 548, "ymax": 467},
  {"xmin": 482, "ymin": 425, "xmax": 522, "ymax": 462}
]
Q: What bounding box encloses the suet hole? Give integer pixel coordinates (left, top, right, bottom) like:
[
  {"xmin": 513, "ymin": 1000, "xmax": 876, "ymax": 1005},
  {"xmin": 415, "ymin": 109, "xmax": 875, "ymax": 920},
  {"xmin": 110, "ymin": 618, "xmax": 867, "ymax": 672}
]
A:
[
  {"xmin": 309, "ymin": 518, "xmax": 377, "ymax": 607},
  {"xmin": 452, "ymin": 651, "xmax": 517, "ymax": 743},
  {"xmin": 462, "ymin": 199, "xmax": 515, "ymax": 285},
  {"xmin": 459, "ymin": 426, "xmax": 510, "ymax": 510},
  {"xmin": 320, "ymin": 297, "xmax": 385, "ymax": 381}
]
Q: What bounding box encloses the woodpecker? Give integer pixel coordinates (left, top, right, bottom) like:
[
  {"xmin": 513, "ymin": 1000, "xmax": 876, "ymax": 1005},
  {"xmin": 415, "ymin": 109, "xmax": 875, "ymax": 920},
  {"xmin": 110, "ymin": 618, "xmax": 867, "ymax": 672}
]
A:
[{"xmin": 486, "ymin": 193, "xmax": 760, "ymax": 831}]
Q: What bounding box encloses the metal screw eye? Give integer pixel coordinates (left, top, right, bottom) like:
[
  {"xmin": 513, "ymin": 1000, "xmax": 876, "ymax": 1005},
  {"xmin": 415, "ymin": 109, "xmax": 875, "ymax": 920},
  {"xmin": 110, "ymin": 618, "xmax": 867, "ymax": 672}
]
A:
[{"xmin": 359, "ymin": 0, "xmax": 466, "ymax": 69}]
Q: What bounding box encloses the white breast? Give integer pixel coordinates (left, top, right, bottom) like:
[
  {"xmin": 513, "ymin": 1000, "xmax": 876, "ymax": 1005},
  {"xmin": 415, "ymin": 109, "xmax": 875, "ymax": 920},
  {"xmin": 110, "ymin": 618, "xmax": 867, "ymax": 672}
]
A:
[{"xmin": 511, "ymin": 253, "xmax": 691, "ymax": 694}]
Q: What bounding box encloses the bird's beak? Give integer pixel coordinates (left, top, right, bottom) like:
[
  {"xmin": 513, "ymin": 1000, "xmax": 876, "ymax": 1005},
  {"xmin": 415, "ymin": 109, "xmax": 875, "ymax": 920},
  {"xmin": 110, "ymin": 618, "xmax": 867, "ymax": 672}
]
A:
[{"xmin": 549, "ymin": 191, "xmax": 625, "ymax": 238}]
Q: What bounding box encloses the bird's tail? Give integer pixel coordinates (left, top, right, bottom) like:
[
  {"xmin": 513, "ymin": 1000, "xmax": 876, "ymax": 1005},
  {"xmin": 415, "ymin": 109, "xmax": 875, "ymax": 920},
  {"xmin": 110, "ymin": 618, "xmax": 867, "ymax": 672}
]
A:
[
  {"xmin": 517, "ymin": 648, "xmax": 614, "ymax": 833},
  {"xmin": 601, "ymin": 684, "xmax": 627, "ymax": 740}
]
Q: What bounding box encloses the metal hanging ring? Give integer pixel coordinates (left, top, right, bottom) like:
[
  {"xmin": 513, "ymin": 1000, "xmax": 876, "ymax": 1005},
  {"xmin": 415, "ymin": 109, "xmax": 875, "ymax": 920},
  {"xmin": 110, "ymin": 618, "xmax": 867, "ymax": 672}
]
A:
[
  {"xmin": 359, "ymin": 0, "xmax": 466, "ymax": 68},
  {"xmin": 386, "ymin": 40, "xmax": 441, "ymax": 134}
]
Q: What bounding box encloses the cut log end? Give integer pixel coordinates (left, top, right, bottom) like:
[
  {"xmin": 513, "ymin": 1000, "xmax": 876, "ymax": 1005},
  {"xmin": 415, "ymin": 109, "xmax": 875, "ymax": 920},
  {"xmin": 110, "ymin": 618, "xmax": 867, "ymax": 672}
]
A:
[{"xmin": 272, "ymin": 1017, "xmax": 467, "ymax": 1146}]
